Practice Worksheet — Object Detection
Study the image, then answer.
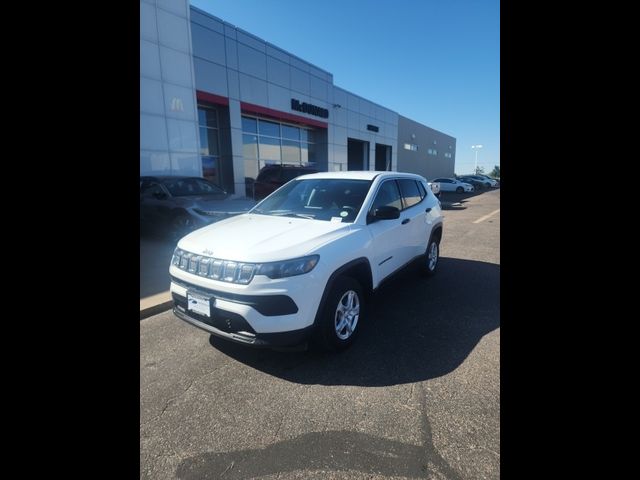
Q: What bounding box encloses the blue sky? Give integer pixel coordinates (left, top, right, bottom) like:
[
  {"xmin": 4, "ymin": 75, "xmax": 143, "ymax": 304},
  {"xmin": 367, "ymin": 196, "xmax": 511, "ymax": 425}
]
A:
[{"xmin": 190, "ymin": 0, "xmax": 500, "ymax": 175}]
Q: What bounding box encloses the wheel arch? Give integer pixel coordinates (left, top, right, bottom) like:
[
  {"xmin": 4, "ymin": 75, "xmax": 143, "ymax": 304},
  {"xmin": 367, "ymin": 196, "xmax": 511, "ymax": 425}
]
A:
[
  {"xmin": 430, "ymin": 223, "xmax": 443, "ymax": 245},
  {"xmin": 312, "ymin": 257, "xmax": 372, "ymax": 327}
]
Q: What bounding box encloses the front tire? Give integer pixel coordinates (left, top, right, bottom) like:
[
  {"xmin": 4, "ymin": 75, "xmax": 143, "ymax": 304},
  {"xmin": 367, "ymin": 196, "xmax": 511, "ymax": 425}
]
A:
[
  {"xmin": 315, "ymin": 276, "xmax": 364, "ymax": 351},
  {"xmin": 421, "ymin": 236, "xmax": 440, "ymax": 277},
  {"xmin": 456, "ymin": 186, "xmax": 464, "ymax": 193}
]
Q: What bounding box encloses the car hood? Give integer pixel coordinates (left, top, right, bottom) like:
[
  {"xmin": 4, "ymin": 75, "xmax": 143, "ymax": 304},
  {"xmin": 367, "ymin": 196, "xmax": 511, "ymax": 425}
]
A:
[{"xmin": 177, "ymin": 213, "xmax": 354, "ymax": 262}]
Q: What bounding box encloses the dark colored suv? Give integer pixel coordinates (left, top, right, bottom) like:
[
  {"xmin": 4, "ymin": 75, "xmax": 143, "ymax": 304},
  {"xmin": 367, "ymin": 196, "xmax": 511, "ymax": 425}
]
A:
[
  {"xmin": 251, "ymin": 165, "xmax": 319, "ymax": 200},
  {"xmin": 457, "ymin": 175, "xmax": 487, "ymax": 189}
]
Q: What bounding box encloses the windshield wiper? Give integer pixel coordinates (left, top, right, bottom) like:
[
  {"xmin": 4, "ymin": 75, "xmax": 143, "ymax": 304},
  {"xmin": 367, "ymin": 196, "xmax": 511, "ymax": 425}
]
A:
[{"xmin": 267, "ymin": 210, "xmax": 316, "ymax": 219}]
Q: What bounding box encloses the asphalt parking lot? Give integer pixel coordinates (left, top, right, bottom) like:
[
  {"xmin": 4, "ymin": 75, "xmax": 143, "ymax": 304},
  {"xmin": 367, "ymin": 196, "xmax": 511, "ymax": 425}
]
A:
[{"xmin": 140, "ymin": 188, "xmax": 500, "ymax": 479}]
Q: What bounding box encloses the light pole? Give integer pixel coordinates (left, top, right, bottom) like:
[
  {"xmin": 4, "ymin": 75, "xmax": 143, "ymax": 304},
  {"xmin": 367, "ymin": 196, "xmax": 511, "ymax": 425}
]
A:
[{"xmin": 471, "ymin": 144, "xmax": 483, "ymax": 174}]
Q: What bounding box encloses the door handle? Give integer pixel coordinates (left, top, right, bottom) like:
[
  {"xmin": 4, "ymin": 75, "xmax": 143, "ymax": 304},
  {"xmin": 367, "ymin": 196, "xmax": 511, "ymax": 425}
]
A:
[
  {"xmin": 401, "ymin": 218, "xmax": 410, "ymax": 225},
  {"xmin": 425, "ymin": 208, "xmax": 432, "ymax": 213}
]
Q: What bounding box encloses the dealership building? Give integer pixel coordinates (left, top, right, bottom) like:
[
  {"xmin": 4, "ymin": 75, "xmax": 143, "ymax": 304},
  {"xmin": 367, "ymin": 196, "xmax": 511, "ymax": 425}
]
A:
[{"xmin": 140, "ymin": 0, "xmax": 456, "ymax": 197}]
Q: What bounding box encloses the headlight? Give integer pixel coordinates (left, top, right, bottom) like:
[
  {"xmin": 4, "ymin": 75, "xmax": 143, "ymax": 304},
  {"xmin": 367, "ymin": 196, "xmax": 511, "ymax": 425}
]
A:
[
  {"xmin": 257, "ymin": 255, "xmax": 319, "ymax": 279},
  {"xmin": 171, "ymin": 249, "xmax": 182, "ymax": 266}
]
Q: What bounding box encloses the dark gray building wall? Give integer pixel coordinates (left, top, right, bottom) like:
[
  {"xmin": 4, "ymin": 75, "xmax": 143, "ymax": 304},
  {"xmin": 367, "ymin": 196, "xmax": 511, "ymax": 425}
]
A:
[{"xmin": 396, "ymin": 115, "xmax": 456, "ymax": 180}]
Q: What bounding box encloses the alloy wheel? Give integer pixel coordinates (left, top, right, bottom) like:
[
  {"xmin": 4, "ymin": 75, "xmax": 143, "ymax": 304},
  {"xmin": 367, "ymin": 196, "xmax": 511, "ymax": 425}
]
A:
[
  {"xmin": 427, "ymin": 241, "xmax": 438, "ymax": 271},
  {"xmin": 334, "ymin": 290, "xmax": 360, "ymax": 340}
]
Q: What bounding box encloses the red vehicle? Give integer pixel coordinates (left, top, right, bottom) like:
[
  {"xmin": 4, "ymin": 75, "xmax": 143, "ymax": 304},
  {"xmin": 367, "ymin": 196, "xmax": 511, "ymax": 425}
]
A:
[{"xmin": 251, "ymin": 165, "xmax": 319, "ymax": 200}]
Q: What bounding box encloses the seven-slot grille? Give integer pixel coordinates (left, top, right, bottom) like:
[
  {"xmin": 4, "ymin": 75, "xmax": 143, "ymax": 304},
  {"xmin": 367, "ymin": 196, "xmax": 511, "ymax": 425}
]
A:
[{"xmin": 172, "ymin": 249, "xmax": 256, "ymax": 285}]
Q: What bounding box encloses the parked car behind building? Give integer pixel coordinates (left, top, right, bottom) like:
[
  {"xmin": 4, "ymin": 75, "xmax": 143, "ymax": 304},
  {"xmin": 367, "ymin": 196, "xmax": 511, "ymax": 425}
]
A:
[
  {"xmin": 474, "ymin": 174, "xmax": 499, "ymax": 187},
  {"xmin": 252, "ymin": 165, "xmax": 319, "ymax": 200},
  {"xmin": 432, "ymin": 178, "xmax": 474, "ymax": 193},
  {"xmin": 427, "ymin": 180, "xmax": 441, "ymax": 197},
  {"xmin": 140, "ymin": 176, "xmax": 256, "ymax": 241}
]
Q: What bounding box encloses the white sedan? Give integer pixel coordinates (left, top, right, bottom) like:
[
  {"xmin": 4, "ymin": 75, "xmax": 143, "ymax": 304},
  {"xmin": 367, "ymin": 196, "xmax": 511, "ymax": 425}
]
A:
[
  {"xmin": 427, "ymin": 181, "xmax": 441, "ymax": 197},
  {"xmin": 432, "ymin": 178, "xmax": 474, "ymax": 193}
]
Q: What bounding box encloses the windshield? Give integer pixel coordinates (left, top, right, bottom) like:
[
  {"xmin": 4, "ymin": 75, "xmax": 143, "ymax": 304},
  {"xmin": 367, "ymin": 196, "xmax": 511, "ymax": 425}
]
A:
[
  {"xmin": 161, "ymin": 178, "xmax": 225, "ymax": 196},
  {"xmin": 251, "ymin": 178, "xmax": 372, "ymax": 223}
]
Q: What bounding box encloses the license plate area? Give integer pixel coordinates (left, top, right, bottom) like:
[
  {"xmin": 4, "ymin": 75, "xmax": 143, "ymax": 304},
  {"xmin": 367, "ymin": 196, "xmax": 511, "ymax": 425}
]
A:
[{"xmin": 187, "ymin": 291, "xmax": 214, "ymax": 318}]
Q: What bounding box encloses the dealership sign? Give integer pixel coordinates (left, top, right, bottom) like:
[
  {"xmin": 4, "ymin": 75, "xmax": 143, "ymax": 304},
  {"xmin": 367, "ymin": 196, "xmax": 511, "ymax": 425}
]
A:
[{"xmin": 291, "ymin": 99, "xmax": 329, "ymax": 118}]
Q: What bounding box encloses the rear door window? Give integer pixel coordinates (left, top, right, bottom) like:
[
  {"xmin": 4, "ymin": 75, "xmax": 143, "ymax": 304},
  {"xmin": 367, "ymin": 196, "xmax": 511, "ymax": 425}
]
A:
[{"xmin": 398, "ymin": 179, "xmax": 423, "ymax": 208}]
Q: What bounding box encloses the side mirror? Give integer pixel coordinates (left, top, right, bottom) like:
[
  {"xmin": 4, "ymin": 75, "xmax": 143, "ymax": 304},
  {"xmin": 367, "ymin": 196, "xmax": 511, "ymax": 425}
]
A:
[{"xmin": 368, "ymin": 205, "xmax": 400, "ymax": 223}]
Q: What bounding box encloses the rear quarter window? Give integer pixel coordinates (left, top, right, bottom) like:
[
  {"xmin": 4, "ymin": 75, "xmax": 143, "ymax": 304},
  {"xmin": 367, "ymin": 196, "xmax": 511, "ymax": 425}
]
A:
[{"xmin": 417, "ymin": 181, "xmax": 427, "ymax": 198}]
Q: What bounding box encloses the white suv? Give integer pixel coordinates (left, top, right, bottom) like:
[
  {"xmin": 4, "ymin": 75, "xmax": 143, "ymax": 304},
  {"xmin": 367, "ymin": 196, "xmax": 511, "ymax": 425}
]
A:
[{"xmin": 169, "ymin": 171, "xmax": 444, "ymax": 350}]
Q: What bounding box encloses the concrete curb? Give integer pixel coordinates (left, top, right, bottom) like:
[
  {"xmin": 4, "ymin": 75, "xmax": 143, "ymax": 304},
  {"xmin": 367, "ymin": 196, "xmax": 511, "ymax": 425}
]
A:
[{"xmin": 140, "ymin": 300, "xmax": 173, "ymax": 320}]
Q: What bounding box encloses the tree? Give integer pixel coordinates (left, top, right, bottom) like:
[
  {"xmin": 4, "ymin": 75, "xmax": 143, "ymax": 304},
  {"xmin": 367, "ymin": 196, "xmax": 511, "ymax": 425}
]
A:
[
  {"xmin": 489, "ymin": 165, "xmax": 500, "ymax": 178},
  {"xmin": 475, "ymin": 165, "xmax": 485, "ymax": 175}
]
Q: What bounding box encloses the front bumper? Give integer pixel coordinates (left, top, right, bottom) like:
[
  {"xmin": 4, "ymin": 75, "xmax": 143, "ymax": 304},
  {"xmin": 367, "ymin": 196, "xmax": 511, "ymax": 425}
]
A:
[
  {"xmin": 172, "ymin": 304, "xmax": 313, "ymax": 347},
  {"xmin": 169, "ymin": 267, "xmax": 325, "ymax": 347}
]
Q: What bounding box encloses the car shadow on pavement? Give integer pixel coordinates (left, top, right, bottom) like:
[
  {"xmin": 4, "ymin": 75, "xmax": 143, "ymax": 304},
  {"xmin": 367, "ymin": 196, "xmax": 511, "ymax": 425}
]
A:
[
  {"xmin": 439, "ymin": 187, "xmax": 496, "ymax": 204},
  {"xmin": 208, "ymin": 257, "xmax": 499, "ymax": 387},
  {"xmin": 439, "ymin": 188, "xmax": 498, "ymax": 209},
  {"xmin": 440, "ymin": 201, "xmax": 467, "ymax": 210}
]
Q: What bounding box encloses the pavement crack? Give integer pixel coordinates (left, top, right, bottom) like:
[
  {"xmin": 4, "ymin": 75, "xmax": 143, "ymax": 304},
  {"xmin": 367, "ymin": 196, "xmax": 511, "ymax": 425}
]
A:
[
  {"xmin": 141, "ymin": 363, "xmax": 229, "ymax": 427},
  {"xmin": 220, "ymin": 460, "xmax": 234, "ymax": 476},
  {"xmin": 398, "ymin": 383, "xmax": 420, "ymax": 413},
  {"xmin": 418, "ymin": 383, "xmax": 464, "ymax": 480},
  {"xmin": 273, "ymin": 413, "xmax": 286, "ymax": 441},
  {"xmin": 408, "ymin": 383, "xmax": 416, "ymax": 405},
  {"xmin": 469, "ymin": 416, "xmax": 494, "ymax": 432},
  {"xmin": 478, "ymin": 445, "xmax": 500, "ymax": 458},
  {"xmin": 156, "ymin": 375, "xmax": 197, "ymax": 419}
]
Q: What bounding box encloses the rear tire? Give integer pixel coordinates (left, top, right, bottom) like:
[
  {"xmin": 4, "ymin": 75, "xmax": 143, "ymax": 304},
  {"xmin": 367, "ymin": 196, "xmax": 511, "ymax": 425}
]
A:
[{"xmin": 315, "ymin": 276, "xmax": 364, "ymax": 351}]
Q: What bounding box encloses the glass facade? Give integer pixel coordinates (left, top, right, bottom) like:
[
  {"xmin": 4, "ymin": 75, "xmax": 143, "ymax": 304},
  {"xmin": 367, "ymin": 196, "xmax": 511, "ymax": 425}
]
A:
[
  {"xmin": 198, "ymin": 105, "xmax": 221, "ymax": 185},
  {"xmin": 241, "ymin": 115, "xmax": 316, "ymax": 176}
]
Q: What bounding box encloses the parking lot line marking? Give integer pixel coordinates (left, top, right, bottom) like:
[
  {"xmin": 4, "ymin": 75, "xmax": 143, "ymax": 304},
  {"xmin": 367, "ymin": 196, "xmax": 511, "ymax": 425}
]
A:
[{"xmin": 473, "ymin": 209, "xmax": 500, "ymax": 224}]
